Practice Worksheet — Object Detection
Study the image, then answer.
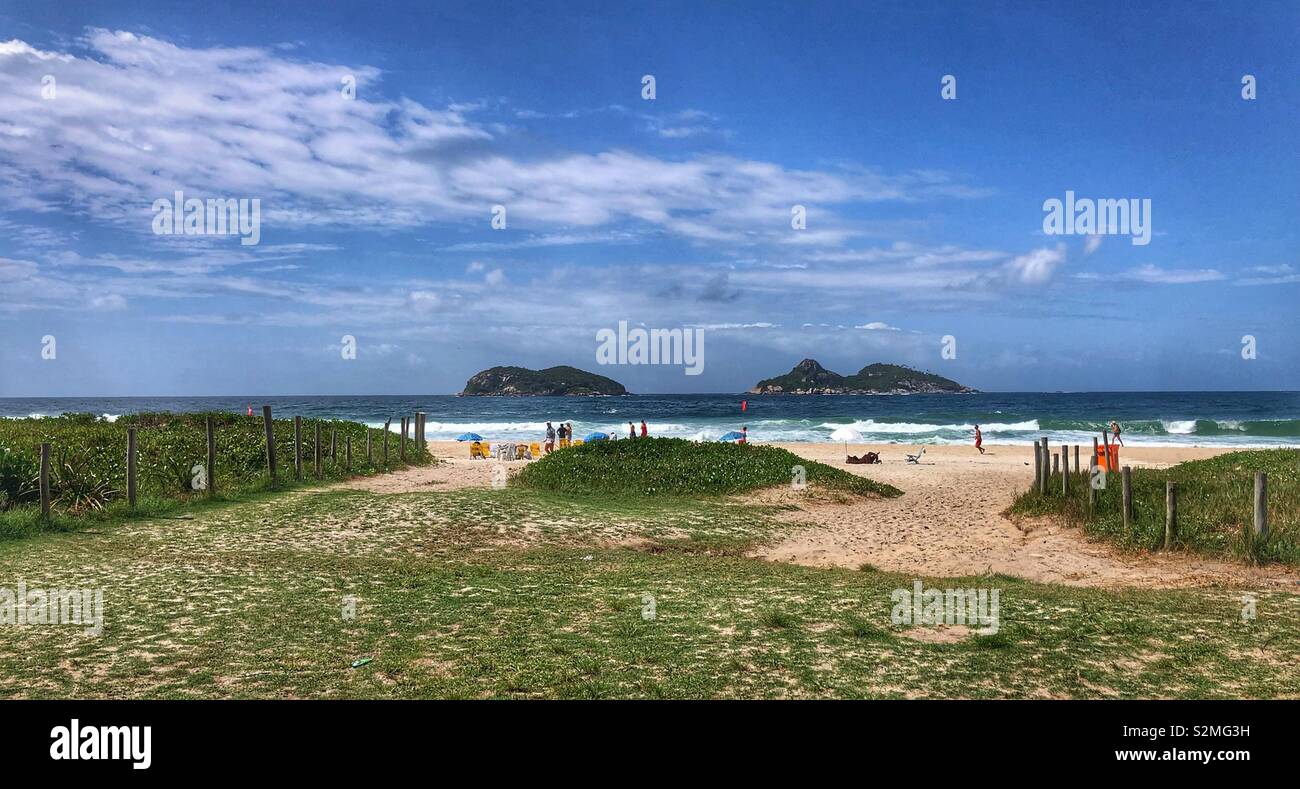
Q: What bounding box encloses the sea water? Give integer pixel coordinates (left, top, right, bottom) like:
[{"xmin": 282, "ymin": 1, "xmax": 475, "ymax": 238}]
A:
[{"xmin": 3, "ymin": 392, "xmax": 1299, "ymax": 448}]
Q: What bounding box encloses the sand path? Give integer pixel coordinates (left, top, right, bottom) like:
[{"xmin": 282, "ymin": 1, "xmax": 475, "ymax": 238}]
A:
[
  {"xmin": 339, "ymin": 440, "xmax": 1297, "ymax": 591},
  {"xmin": 761, "ymin": 443, "xmax": 1298, "ymax": 591}
]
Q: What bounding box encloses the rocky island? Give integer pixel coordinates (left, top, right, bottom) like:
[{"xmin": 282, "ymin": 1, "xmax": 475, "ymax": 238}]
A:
[
  {"xmin": 459, "ymin": 365, "xmax": 628, "ymax": 396},
  {"xmin": 748, "ymin": 359, "xmax": 975, "ymax": 394}
]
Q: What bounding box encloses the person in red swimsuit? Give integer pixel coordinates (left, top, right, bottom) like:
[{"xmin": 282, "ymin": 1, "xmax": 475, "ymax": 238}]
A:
[
  {"xmin": 974, "ymin": 424, "xmax": 984, "ymax": 454},
  {"xmin": 640, "ymin": 420, "xmax": 648, "ymax": 438}
]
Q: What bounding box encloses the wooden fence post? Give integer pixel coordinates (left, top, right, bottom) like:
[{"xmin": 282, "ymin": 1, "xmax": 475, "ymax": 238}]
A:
[
  {"xmin": 330, "ymin": 429, "xmax": 337, "ymax": 465},
  {"xmin": 1061, "ymin": 445, "xmax": 1069, "ymax": 495},
  {"xmin": 206, "ymin": 416, "xmax": 216, "ymax": 498},
  {"xmin": 262, "ymin": 405, "xmax": 277, "ymax": 482},
  {"xmin": 1088, "ymin": 457, "xmax": 1097, "ymax": 510},
  {"xmin": 400, "ymin": 417, "xmax": 407, "ymax": 461},
  {"xmin": 346, "ymin": 434, "xmax": 352, "ymax": 472},
  {"xmin": 39, "ymin": 442, "xmax": 51, "ymax": 519},
  {"xmin": 314, "ymin": 421, "xmax": 322, "ymax": 479},
  {"xmin": 1121, "ymin": 466, "xmax": 1133, "ymax": 530},
  {"xmin": 1073, "ymin": 444, "xmax": 1080, "ymax": 476},
  {"xmin": 127, "ymin": 427, "xmax": 137, "ymax": 509},
  {"xmin": 1042, "ymin": 438, "xmax": 1052, "ymax": 493},
  {"xmin": 294, "ymin": 416, "xmax": 303, "ymax": 481},
  {"xmin": 1254, "ymin": 472, "xmax": 1268, "ymax": 541},
  {"xmin": 1033, "ymin": 443, "xmax": 1042, "ymax": 494},
  {"xmin": 383, "ymin": 419, "xmax": 391, "ymax": 465},
  {"xmin": 366, "ymin": 429, "xmax": 372, "ymax": 464},
  {"xmin": 1052, "ymin": 453, "xmax": 1059, "ymax": 475},
  {"xmin": 1164, "ymin": 481, "xmax": 1177, "ymax": 549},
  {"xmin": 1092, "ymin": 436, "xmax": 1099, "ymax": 472},
  {"xmin": 416, "ymin": 411, "xmax": 425, "ymax": 450}
]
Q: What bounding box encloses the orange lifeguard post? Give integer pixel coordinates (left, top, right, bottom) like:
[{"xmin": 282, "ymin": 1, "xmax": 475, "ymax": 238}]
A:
[{"xmin": 1097, "ymin": 432, "xmax": 1120, "ymax": 471}]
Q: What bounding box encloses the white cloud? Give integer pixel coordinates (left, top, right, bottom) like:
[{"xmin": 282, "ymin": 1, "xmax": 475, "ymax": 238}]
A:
[
  {"xmin": 0, "ymin": 30, "xmax": 982, "ymax": 248},
  {"xmin": 1075, "ymin": 264, "xmax": 1225, "ymax": 285},
  {"xmin": 1004, "ymin": 245, "xmax": 1066, "ymax": 285}
]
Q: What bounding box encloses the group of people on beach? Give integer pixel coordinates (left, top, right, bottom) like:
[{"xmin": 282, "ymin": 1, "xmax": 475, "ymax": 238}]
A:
[
  {"xmin": 542, "ymin": 419, "xmax": 658, "ymax": 453},
  {"xmin": 544, "ymin": 421, "xmax": 575, "ymax": 452}
]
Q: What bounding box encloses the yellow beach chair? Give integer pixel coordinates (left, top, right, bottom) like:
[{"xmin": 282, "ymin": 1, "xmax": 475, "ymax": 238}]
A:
[
  {"xmin": 530, "ymin": 442, "xmax": 542, "ymax": 457},
  {"xmin": 573, "ymin": 439, "xmax": 584, "ymax": 446},
  {"xmin": 470, "ymin": 441, "xmax": 488, "ymax": 459}
]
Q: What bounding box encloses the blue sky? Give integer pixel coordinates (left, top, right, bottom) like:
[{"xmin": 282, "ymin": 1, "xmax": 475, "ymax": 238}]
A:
[{"xmin": 1, "ymin": 0, "xmax": 1297, "ymax": 396}]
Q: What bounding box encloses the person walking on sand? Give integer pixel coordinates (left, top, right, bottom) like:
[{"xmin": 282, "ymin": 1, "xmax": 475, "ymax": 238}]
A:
[
  {"xmin": 545, "ymin": 421, "xmax": 555, "ymax": 453},
  {"xmin": 974, "ymin": 424, "xmax": 985, "ymax": 454},
  {"xmin": 1110, "ymin": 420, "xmax": 1124, "ymax": 447},
  {"xmin": 640, "ymin": 420, "xmax": 648, "ymax": 438}
]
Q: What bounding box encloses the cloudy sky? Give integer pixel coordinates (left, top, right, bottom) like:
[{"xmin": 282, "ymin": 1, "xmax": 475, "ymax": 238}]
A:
[{"xmin": 1, "ymin": 0, "xmax": 1297, "ymax": 396}]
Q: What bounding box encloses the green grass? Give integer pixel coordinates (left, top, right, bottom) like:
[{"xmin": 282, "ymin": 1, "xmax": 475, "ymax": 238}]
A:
[
  {"xmin": 1010, "ymin": 449, "xmax": 1300, "ymax": 565},
  {"xmin": 0, "ymin": 484, "xmax": 1294, "ymax": 699},
  {"xmin": 0, "ymin": 412, "xmax": 433, "ymax": 540},
  {"xmin": 515, "ymin": 437, "xmax": 900, "ymax": 498}
]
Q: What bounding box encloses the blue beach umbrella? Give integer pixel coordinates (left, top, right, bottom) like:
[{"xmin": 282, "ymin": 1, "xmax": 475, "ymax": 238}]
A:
[
  {"xmin": 718, "ymin": 431, "xmax": 745, "ymax": 442},
  {"xmin": 584, "ymin": 432, "xmax": 609, "ymax": 442},
  {"xmin": 456, "ymin": 432, "xmax": 484, "ymax": 442}
]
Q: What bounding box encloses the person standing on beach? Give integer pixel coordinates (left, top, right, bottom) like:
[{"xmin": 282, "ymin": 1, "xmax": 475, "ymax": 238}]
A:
[
  {"xmin": 629, "ymin": 422, "xmax": 636, "ymax": 439},
  {"xmin": 567, "ymin": 422, "xmax": 574, "ymax": 445},
  {"xmin": 974, "ymin": 424, "xmax": 985, "ymax": 454},
  {"xmin": 739, "ymin": 426, "xmax": 748, "ymax": 444},
  {"xmin": 545, "ymin": 421, "xmax": 555, "ymax": 453},
  {"xmin": 1110, "ymin": 420, "xmax": 1124, "ymax": 447},
  {"xmin": 640, "ymin": 420, "xmax": 648, "ymax": 438},
  {"xmin": 558, "ymin": 422, "xmax": 568, "ymax": 448}
]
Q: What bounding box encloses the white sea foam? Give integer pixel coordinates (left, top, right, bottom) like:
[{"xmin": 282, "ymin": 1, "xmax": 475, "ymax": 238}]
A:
[
  {"xmin": 818, "ymin": 419, "xmax": 1039, "ymax": 435},
  {"xmin": 1162, "ymin": 420, "xmax": 1197, "ymax": 434}
]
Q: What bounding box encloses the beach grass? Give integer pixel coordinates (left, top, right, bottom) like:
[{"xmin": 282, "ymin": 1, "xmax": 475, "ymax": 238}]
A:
[
  {"xmin": 0, "ymin": 483, "xmax": 1294, "ymax": 699},
  {"xmin": 0, "ymin": 412, "xmax": 434, "ymax": 540},
  {"xmin": 515, "ymin": 436, "xmax": 901, "ymax": 498},
  {"xmin": 1010, "ymin": 449, "xmax": 1300, "ymax": 565}
]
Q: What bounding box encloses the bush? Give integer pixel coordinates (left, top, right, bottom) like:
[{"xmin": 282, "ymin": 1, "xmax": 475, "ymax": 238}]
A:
[
  {"xmin": 515, "ymin": 437, "xmax": 901, "ymax": 498},
  {"xmin": 0, "ymin": 447, "xmax": 38, "ymax": 510},
  {"xmin": 0, "ymin": 412, "xmax": 433, "ymax": 523},
  {"xmin": 1010, "ymin": 448, "xmax": 1299, "ymax": 565}
]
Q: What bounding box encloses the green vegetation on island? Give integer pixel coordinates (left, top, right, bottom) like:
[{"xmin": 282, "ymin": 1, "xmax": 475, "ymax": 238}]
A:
[
  {"xmin": 749, "ymin": 359, "xmax": 975, "ymax": 394},
  {"xmin": 460, "ymin": 365, "xmax": 627, "ymax": 396}
]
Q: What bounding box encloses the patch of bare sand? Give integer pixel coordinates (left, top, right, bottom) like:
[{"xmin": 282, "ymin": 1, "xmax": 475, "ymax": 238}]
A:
[
  {"xmin": 752, "ymin": 442, "xmax": 1300, "ymax": 591},
  {"xmin": 335, "ymin": 440, "xmax": 532, "ymax": 493}
]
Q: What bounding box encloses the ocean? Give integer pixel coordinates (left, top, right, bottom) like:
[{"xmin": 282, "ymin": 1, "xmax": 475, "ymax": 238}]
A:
[{"xmin": 3, "ymin": 392, "xmax": 1299, "ymax": 448}]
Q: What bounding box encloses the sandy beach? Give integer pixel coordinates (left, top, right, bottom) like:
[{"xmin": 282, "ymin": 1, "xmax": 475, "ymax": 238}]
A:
[{"xmin": 345, "ymin": 440, "xmax": 1298, "ymax": 592}]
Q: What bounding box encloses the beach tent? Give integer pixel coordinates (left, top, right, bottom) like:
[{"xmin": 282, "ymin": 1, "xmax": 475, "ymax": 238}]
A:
[
  {"xmin": 584, "ymin": 432, "xmax": 609, "ymax": 442},
  {"xmin": 718, "ymin": 431, "xmax": 745, "ymax": 442},
  {"xmin": 829, "ymin": 427, "xmax": 863, "ymax": 457},
  {"xmin": 456, "ymin": 432, "xmax": 484, "ymax": 442}
]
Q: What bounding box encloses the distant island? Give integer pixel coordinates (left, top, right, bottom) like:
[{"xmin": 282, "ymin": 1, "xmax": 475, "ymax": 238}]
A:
[
  {"xmin": 460, "ymin": 365, "xmax": 628, "ymax": 396},
  {"xmin": 748, "ymin": 359, "xmax": 976, "ymax": 394}
]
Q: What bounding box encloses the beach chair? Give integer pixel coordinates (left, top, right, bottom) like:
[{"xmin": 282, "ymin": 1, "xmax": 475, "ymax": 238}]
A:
[
  {"xmin": 905, "ymin": 448, "xmax": 925, "ymax": 464},
  {"xmin": 530, "ymin": 442, "xmax": 542, "ymax": 457},
  {"xmin": 470, "ymin": 441, "xmax": 487, "ymax": 459},
  {"xmin": 573, "ymin": 439, "xmax": 583, "ymax": 446}
]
